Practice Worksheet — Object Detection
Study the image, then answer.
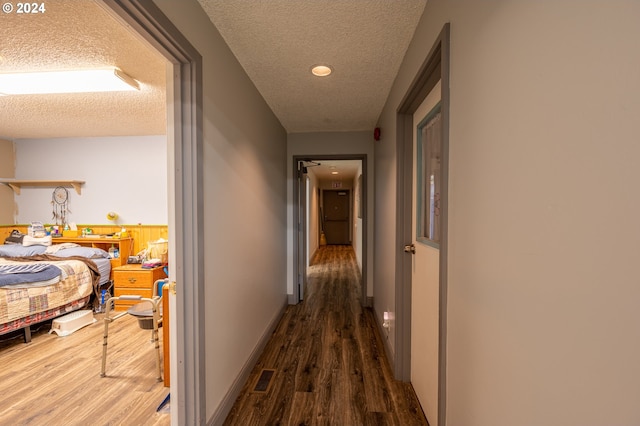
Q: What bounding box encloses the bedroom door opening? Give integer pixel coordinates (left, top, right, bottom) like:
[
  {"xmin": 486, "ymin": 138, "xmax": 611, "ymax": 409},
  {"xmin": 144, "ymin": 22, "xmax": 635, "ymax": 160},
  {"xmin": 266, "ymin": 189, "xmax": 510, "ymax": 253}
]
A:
[{"xmin": 100, "ymin": 2, "xmax": 204, "ymax": 425}]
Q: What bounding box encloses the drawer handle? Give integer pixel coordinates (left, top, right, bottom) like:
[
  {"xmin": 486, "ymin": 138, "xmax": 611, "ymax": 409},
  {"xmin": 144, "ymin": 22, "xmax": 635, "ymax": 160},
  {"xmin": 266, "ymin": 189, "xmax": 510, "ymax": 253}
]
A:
[{"xmin": 128, "ymin": 277, "xmax": 137, "ymax": 283}]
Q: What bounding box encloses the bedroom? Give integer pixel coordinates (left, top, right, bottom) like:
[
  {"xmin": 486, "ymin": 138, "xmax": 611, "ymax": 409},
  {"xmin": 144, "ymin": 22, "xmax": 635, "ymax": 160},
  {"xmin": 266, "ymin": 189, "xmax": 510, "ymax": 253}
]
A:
[
  {"xmin": 0, "ymin": 2, "xmax": 172, "ymax": 423},
  {"xmin": 0, "ymin": 0, "xmax": 168, "ymax": 233}
]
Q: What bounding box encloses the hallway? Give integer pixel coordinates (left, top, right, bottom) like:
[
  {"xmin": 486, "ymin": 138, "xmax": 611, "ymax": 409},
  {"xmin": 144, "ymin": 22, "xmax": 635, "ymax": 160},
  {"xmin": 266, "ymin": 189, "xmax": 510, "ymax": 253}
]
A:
[{"xmin": 224, "ymin": 245, "xmax": 428, "ymax": 425}]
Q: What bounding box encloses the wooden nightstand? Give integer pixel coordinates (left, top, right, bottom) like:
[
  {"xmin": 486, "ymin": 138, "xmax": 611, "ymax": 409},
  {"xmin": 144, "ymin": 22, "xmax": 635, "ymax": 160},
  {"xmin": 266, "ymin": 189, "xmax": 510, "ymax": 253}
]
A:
[{"xmin": 112, "ymin": 264, "xmax": 167, "ymax": 311}]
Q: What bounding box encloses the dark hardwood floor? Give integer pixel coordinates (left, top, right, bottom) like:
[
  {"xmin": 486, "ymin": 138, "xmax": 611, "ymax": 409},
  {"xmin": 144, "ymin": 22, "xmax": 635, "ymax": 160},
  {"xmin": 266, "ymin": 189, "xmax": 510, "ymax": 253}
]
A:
[{"xmin": 225, "ymin": 245, "xmax": 428, "ymax": 426}]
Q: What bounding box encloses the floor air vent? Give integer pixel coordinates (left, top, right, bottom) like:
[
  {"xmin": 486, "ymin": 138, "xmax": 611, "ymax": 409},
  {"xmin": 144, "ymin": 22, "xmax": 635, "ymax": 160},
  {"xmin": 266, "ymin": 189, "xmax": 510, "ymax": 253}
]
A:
[{"xmin": 253, "ymin": 369, "xmax": 275, "ymax": 393}]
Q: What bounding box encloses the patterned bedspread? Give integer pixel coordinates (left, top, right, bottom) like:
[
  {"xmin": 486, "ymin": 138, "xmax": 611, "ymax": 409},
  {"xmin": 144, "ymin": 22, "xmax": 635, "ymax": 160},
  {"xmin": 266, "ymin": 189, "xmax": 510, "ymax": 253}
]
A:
[{"xmin": 0, "ymin": 257, "xmax": 95, "ymax": 326}]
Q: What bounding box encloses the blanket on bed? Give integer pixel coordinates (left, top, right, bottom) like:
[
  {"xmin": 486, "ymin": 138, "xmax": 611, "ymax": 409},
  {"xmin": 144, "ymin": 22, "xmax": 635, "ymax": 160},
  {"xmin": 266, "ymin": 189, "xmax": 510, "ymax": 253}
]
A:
[
  {"xmin": 0, "ymin": 263, "xmax": 61, "ymax": 286},
  {"xmin": 0, "ymin": 256, "xmax": 98, "ymax": 326},
  {"xmin": 5, "ymin": 255, "xmax": 101, "ymax": 296}
]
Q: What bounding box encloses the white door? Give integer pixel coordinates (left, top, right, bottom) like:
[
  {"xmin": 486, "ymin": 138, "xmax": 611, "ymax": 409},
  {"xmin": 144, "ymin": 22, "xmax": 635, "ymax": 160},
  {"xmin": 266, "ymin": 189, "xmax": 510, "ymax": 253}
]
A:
[{"xmin": 411, "ymin": 80, "xmax": 442, "ymax": 425}]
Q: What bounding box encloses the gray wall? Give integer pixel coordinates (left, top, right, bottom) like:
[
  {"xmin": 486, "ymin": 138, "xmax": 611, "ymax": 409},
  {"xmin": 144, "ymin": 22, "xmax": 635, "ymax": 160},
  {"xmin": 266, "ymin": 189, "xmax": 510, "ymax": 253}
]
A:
[
  {"xmin": 375, "ymin": 0, "xmax": 640, "ymax": 424},
  {"xmin": 154, "ymin": 0, "xmax": 288, "ymax": 421}
]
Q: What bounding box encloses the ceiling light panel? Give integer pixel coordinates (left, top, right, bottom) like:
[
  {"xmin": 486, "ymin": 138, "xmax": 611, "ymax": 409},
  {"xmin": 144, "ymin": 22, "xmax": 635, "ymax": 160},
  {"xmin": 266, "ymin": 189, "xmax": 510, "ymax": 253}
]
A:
[{"xmin": 0, "ymin": 68, "xmax": 140, "ymax": 95}]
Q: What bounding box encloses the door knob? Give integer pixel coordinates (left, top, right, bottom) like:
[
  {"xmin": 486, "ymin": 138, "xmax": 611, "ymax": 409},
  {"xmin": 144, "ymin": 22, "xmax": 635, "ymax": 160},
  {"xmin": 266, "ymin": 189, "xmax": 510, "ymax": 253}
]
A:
[{"xmin": 404, "ymin": 244, "xmax": 416, "ymax": 254}]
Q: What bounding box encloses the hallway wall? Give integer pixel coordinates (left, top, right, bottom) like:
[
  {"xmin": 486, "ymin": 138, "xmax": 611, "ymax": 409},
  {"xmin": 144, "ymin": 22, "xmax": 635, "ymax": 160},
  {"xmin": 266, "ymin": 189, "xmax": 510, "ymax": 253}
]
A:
[
  {"xmin": 154, "ymin": 1, "xmax": 288, "ymax": 422},
  {"xmin": 376, "ymin": 1, "xmax": 640, "ymax": 425},
  {"xmin": 287, "ymin": 131, "xmax": 374, "ymax": 299}
]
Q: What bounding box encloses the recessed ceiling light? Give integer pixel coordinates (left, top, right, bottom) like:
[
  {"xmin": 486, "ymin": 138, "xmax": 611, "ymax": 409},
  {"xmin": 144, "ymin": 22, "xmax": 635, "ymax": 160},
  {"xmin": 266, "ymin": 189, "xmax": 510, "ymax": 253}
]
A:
[
  {"xmin": 0, "ymin": 68, "xmax": 140, "ymax": 95},
  {"xmin": 311, "ymin": 65, "xmax": 332, "ymax": 77},
  {"xmin": 331, "ymin": 171, "xmax": 339, "ymax": 175}
]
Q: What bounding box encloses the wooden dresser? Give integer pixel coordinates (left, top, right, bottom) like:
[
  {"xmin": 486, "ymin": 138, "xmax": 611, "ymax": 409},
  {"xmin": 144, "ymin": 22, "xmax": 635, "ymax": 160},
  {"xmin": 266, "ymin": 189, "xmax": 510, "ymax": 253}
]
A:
[{"xmin": 112, "ymin": 264, "xmax": 167, "ymax": 311}]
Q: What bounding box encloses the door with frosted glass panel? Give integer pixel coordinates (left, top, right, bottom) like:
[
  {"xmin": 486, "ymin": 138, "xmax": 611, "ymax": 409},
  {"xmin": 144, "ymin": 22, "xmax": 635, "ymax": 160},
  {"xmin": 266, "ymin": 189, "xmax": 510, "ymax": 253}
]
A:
[{"xmin": 410, "ymin": 80, "xmax": 442, "ymax": 426}]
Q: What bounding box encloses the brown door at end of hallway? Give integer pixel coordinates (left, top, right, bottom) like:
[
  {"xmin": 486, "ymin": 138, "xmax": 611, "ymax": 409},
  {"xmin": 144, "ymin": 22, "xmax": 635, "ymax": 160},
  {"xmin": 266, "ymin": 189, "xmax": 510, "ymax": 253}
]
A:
[{"xmin": 323, "ymin": 190, "xmax": 350, "ymax": 244}]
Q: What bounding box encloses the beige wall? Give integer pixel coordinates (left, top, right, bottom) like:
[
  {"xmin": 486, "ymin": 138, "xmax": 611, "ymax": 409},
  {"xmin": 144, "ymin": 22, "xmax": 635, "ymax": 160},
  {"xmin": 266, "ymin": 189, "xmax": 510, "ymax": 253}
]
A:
[
  {"xmin": 0, "ymin": 139, "xmax": 15, "ymax": 224},
  {"xmin": 153, "ymin": 0, "xmax": 288, "ymax": 422},
  {"xmin": 376, "ymin": 1, "xmax": 640, "ymax": 424}
]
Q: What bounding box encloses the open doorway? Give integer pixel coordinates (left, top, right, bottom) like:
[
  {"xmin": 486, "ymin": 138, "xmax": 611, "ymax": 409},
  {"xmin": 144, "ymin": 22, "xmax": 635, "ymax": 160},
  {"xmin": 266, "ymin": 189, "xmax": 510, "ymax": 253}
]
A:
[
  {"xmin": 293, "ymin": 155, "xmax": 367, "ymax": 307},
  {"xmin": 100, "ymin": 2, "xmax": 204, "ymax": 424}
]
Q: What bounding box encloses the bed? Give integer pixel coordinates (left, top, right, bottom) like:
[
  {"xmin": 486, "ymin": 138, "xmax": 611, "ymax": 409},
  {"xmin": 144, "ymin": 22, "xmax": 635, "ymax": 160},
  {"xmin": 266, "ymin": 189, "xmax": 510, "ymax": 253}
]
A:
[{"xmin": 0, "ymin": 243, "xmax": 111, "ymax": 343}]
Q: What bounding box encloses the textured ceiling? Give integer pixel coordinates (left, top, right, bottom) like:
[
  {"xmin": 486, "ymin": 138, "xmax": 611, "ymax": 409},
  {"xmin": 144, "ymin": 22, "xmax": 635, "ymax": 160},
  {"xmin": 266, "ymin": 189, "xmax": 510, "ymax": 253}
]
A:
[
  {"xmin": 0, "ymin": 0, "xmax": 426, "ymax": 140},
  {"xmin": 0, "ymin": 0, "xmax": 167, "ymax": 140},
  {"xmin": 197, "ymin": 0, "xmax": 427, "ymax": 133}
]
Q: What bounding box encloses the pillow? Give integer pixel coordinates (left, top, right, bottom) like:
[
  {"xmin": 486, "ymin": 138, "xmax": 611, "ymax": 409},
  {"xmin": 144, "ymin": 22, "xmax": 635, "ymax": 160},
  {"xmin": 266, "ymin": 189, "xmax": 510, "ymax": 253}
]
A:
[
  {"xmin": 45, "ymin": 243, "xmax": 80, "ymax": 254},
  {"xmin": 0, "ymin": 244, "xmax": 47, "ymax": 257},
  {"xmin": 53, "ymin": 247, "xmax": 110, "ymax": 259},
  {"xmin": 22, "ymin": 235, "xmax": 52, "ymax": 247}
]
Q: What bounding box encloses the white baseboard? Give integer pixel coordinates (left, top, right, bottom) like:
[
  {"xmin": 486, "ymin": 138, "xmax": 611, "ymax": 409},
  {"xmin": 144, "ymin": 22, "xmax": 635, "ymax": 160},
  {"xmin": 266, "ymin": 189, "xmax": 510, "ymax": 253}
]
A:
[{"xmin": 208, "ymin": 295, "xmax": 288, "ymax": 426}]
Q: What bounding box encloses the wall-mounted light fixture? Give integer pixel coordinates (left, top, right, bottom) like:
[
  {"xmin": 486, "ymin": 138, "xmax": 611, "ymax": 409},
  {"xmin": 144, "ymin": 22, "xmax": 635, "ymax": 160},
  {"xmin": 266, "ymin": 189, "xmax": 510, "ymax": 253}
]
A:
[{"xmin": 0, "ymin": 68, "xmax": 140, "ymax": 95}]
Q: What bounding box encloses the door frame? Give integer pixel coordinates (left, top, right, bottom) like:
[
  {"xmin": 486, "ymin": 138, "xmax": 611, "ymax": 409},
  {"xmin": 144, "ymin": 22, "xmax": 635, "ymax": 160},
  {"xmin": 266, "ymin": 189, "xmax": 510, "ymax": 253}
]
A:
[
  {"xmin": 395, "ymin": 23, "xmax": 450, "ymax": 426},
  {"xmin": 100, "ymin": 1, "xmax": 205, "ymax": 424},
  {"xmin": 293, "ymin": 154, "xmax": 368, "ymax": 307},
  {"xmin": 295, "ymin": 160, "xmax": 309, "ymax": 301}
]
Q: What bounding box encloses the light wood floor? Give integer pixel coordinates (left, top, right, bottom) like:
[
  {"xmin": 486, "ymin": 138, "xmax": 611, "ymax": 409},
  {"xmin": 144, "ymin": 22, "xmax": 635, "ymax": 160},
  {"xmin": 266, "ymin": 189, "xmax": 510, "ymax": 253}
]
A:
[
  {"xmin": 0, "ymin": 311, "xmax": 170, "ymax": 425},
  {"xmin": 224, "ymin": 245, "xmax": 428, "ymax": 426}
]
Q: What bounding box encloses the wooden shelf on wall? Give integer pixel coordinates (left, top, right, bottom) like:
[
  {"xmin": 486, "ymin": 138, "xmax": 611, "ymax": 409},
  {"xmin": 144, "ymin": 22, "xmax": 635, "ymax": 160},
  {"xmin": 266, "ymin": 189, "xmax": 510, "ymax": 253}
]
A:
[{"xmin": 0, "ymin": 179, "xmax": 85, "ymax": 195}]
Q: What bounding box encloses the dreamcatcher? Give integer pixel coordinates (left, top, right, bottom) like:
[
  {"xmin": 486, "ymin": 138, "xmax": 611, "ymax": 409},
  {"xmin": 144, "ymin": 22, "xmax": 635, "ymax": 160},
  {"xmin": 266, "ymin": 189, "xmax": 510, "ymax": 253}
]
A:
[{"xmin": 51, "ymin": 186, "xmax": 71, "ymax": 226}]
